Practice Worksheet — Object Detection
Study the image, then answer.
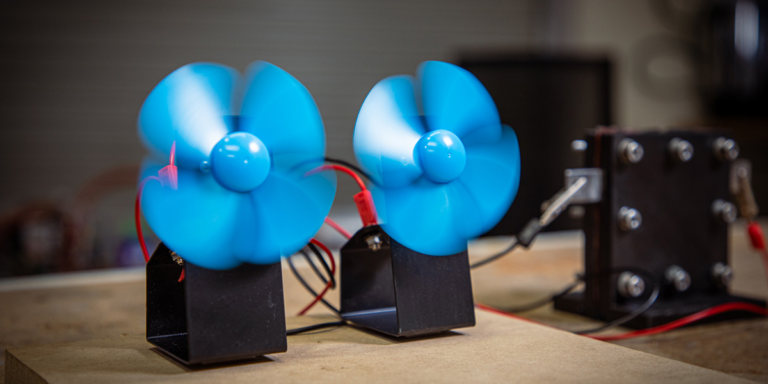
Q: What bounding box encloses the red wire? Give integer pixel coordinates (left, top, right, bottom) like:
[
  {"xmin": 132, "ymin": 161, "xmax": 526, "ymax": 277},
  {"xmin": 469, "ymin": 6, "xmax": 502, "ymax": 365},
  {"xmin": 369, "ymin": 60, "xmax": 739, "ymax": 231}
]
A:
[
  {"xmin": 747, "ymin": 220, "xmax": 768, "ymax": 284},
  {"xmin": 308, "ymin": 165, "xmax": 366, "ymax": 191},
  {"xmin": 135, "ymin": 176, "xmax": 160, "ymax": 263},
  {"xmin": 297, "ymin": 238, "xmax": 336, "ymax": 316},
  {"xmin": 324, "ymin": 217, "xmax": 352, "ymax": 240}
]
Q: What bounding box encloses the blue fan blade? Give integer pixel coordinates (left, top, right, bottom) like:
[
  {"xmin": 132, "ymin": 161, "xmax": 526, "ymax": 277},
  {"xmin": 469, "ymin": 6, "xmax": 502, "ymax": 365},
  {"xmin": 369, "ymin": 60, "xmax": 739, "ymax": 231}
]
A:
[
  {"xmin": 418, "ymin": 61, "xmax": 502, "ymax": 146},
  {"xmin": 139, "ymin": 158, "xmax": 243, "ymax": 270},
  {"xmin": 354, "ymin": 75, "xmax": 425, "ymax": 188},
  {"xmin": 138, "ymin": 63, "xmax": 239, "ymax": 169},
  {"xmin": 238, "ymin": 155, "xmax": 337, "ymax": 264},
  {"xmin": 239, "ymin": 62, "xmax": 325, "ymax": 159},
  {"xmin": 456, "ymin": 125, "xmax": 521, "ymax": 237},
  {"xmin": 376, "ymin": 178, "xmax": 482, "ymax": 256}
]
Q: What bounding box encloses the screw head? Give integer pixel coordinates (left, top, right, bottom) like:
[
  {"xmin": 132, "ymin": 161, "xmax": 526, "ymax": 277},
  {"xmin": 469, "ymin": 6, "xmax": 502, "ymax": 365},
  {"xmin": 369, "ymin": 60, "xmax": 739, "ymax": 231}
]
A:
[
  {"xmin": 618, "ymin": 206, "xmax": 642, "ymax": 231},
  {"xmin": 619, "ymin": 139, "xmax": 644, "ymax": 164},
  {"xmin": 571, "ymin": 140, "xmax": 588, "ymax": 152},
  {"xmin": 618, "ymin": 272, "xmax": 646, "ymax": 298},
  {"xmin": 711, "ymin": 262, "xmax": 734, "ymax": 287},
  {"xmin": 365, "ymin": 234, "xmax": 382, "ymax": 251},
  {"xmin": 714, "ymin": 137, "xmax": 739, "ymax": 161},
  {"xmin": 669, "ymin": 138, "xmax": 694, "ymax": 162},
  {"xmin": 665, "ymin": 265, "xmax": 691, "ymax": 292},
  {"xmin": 712, "ymin": 199, "xmax": 737, "ymax": 223}
]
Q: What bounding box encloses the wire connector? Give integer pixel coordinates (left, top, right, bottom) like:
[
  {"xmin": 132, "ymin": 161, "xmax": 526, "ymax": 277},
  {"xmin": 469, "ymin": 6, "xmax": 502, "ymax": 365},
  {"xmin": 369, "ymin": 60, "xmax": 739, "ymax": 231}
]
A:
[{"xmin": 354, "ymin": 190, "xmax": 378, "ymax": 227}]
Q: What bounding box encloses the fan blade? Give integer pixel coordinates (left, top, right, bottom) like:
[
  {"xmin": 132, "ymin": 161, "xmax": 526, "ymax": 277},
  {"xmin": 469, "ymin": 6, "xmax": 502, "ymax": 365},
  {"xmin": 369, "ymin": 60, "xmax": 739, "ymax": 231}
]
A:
[
  {"xmin": 139, "ymin": 159, "xmax": 243, "ymax": 270},
  {"xmin": 376, "ymin": 178, "xmax": 481, "ymax": 256},
  {"xmin": 456, "ymin": 125, "xmax": 521, "ymax": 237},
  {"xmin": 354, "ymin": 75, "xmax": 425, "ymax": 188},
  {"xmin": 239, "ymin": 62, "xmax": 325, "ymax": 159},
  {"xmin": 138, "ymin": 63, "xmax": 238, "ymax": 169},
  {"xmin": 238, "ymin": 155, "xmax": 337, "ymax": 264},
  {"xmin": 418, "ymin": 61, "xmax": 502, "ymax": 146}
]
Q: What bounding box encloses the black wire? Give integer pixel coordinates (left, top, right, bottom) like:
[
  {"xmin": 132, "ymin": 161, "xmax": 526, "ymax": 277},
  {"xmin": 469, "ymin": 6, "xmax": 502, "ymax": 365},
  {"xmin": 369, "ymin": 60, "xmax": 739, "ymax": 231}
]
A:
[
  {"xmin": 307, "ymin": 243, "xmax": 335, "ymax": 289},
  {"xmin": 286, "ymin": 253, "xmax": 341, "ymax": 315},
  {"xmin": 504, "ymin": 280, "xmax": 583, "ymax": 313},
  {"xmin": 470, "ymin": 237, "xmax": 519, "ymax": 269},
  {"xmin": 323, "ymin": 157, "xmax": 374, "ymax": 182},
  {"xmin": 286, "ymin": 320, "xmax": 346, "ymax": 336},
  {"xmin": 302, "ymin": 249, "xmax": 332, "ymax": 289}
]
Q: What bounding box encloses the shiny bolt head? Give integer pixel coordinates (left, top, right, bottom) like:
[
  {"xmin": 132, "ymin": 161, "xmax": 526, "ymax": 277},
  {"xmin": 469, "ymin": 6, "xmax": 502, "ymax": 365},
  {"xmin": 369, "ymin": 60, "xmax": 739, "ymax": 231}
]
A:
[
  {"xmin": 365, "ymin": 234, "xmax": 382, "ymax": 251},
  {"xmin": 571, "ymin": 140, "xmax": 588, "ymax": 152},
  {"xmin": 711, "ymin": 262, "xmax": 734, "ymax": 287},
  {"xmin": 618, "ymin": 206, "xmax": 642, "ymax": 231},
  {"xmin": 669, "ymin": 138, "xmax": 694, "ymax": 162},
  {"xmin": 619, "ymin": 138, "xmax": 644, "ymax": 164},
  {"xmin": 665, "ymin": 265, "xmax": 691, "ymax": 292},
  {"xmin": 712, "ymin": 199, "xmax": 737, "ymax": 224},
  {"xmin": 618, "ymin": 272, "xmax": 646, "ymax": 298},
  {"xmin": 714, "ymin": 137, "xmax": 739, "ymax": 161}
]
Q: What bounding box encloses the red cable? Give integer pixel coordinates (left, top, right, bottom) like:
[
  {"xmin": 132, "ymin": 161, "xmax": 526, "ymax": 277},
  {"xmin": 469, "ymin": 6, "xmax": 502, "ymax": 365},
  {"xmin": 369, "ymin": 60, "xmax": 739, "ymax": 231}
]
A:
[
  {"xmin": 307, "ymin": 165, "xmax": 366, "ymax": 191},
  {"xmin": 747, "ymin": 220, "xmax": 768, "ymax": 284},
  {"xmin": 297, "ymin": 238, "xmax": 336, "ymax": 316},
  {"xmin": 324, "ymin": 217, "xmax": 352, "ymax": 240},
  {"xmin": 135, "ymin": 176, "xmax": 160, "ymax": 263}
]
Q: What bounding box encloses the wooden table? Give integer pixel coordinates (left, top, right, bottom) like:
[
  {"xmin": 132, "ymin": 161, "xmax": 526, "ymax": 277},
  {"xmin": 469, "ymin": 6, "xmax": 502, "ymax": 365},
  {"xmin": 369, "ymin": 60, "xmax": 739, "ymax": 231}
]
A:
[{"xmin": 1, "ymin": 223, "xmax": 766, "ymax": 383}]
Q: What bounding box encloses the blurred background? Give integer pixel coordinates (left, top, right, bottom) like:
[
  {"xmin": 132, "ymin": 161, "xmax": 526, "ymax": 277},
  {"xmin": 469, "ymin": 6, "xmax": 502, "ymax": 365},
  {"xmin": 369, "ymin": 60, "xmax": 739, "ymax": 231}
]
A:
[{"xmin": 0, "ymin": 0, "xmax": 766, "ymax": 277}]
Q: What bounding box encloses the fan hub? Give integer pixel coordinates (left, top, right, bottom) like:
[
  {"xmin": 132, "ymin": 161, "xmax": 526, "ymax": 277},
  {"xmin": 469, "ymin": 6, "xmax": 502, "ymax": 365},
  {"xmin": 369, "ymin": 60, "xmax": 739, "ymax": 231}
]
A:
[
  {"xmin": 416, "ymin": 130, "xmax": 466, "ymax": 183},
  {"xmin": 210, "ymin": 132, "xmax": 271, "ymax": 192}
]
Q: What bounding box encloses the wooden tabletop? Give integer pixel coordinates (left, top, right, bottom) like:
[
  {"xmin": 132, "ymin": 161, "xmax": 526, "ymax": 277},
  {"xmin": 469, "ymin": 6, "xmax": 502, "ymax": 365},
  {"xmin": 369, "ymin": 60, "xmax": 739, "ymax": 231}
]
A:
[{"xmin": 1, "ymin": 223, "xmax": 766, "ymax": 383}]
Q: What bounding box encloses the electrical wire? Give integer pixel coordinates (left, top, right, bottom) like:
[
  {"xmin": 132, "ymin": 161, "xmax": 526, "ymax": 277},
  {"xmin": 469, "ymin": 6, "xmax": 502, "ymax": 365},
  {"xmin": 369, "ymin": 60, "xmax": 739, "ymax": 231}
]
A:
[
  {"xmin": 470, "ymin": 237, "xmax": 519, "ymax": 269},
  {"xmin": 503, "ymin": 280, "xmax": 583, "ymax": 313},
  {"xmin": 323, "ymin": 157, "xmax": 372, "ymax": 182},
  {"xmin": 588, "ymin": 302, "xmax": 768, "ymax": 341},
  {"xmin": 286, "ymin": 320, "xmax": 347, "ymax": 336},
  {"xmin": 135, "ymin": 176, "xmax": 160, "ymax": 263},
  {"xmin": 307, "ymin": 242, "xmax": 336, "ymax": 289},
  {"xmin": 308, "ymin": 165, "xmax": 367, "ymax": 191},
  {"xmin": 574, "ymin": 273, "xmax": 660, "ymax": 334},
  {"xmin": 287, "ymin": 252, "xmax": 340, "ymax": 315},
  {"xmin": 297, "ymin": 239, "xmax": 336, "ymax": 316},
  {"xmin": 325, "ymin": 217, "xmax": 353, "ymax": 240}
]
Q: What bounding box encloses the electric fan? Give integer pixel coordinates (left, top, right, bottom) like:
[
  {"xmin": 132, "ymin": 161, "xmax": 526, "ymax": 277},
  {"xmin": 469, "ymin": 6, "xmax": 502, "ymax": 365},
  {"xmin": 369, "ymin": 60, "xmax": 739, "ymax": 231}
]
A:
[
  {"xmin": 137, "ymin": 61, "xmax": 336, "ymax": 364},
  {"xmin": 340, "ymin": 61, "xmax": 521, "ymax": 337}
]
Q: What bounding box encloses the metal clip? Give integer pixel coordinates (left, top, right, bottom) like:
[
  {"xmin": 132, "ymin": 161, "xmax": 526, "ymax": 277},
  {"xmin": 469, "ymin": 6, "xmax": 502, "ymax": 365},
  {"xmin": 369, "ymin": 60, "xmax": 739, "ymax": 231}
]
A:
[{"xmin": 731, "ymin": 160, "xmax": 759, "ymax": 220}]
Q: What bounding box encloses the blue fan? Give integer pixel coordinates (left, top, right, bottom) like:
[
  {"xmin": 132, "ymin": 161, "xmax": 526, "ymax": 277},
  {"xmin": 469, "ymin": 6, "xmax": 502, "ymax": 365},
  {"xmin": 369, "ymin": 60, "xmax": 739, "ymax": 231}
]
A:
[
  {"xmin": 353, "ymin": 61, "xmax": 520, "ymax": 256},
  {"xmin": 138, "ymin": 62, "xmax": 336, "ymax": 270}
]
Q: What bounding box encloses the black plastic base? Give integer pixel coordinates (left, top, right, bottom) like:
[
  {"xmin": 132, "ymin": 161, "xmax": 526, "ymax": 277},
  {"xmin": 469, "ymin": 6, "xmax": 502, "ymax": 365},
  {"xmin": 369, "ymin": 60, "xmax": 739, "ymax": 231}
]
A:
[
  {"xmin": 339, "ymin": 226, "xmax": 475, "ymax": 337},
  {"xmin": 554, "ymin": 291, "xmax": 767, "ymax": 329},
  {"xmin": 146, "ymin": 243, "xmax": 287, "ymax": 365}
]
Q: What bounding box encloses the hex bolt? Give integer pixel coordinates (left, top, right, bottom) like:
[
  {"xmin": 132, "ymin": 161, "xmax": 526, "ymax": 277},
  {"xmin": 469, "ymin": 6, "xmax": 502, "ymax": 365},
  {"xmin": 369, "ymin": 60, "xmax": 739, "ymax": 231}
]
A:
[
  {"xmin": 366, "ymin": 234, "xmax": 382, "ymax": 251},
  {"xmin": 665, "ymin": 265, "xmax": 691, "ymax": 292},
  {"xmin": 618, "ymin": 138, "xmax": 644, "ymax": 164},
  {"xmin": 713, "ymin": 137, "xmax": 739, "ymax": 161},
  {"xmin": 618, "ymin": 272, "xmax": 646, "ymax": 298},
  {"xmin": 669, "ymin": 138, "xmax": 693, "ymax": 162},
  {"xmin": 712, "ymin": 199, "xmax": 737, "ymax": 224},
  {"xmin": 617, "ymin": 206, "xmax": 642, "ymax": 231},
  {"xmin": 571, "ymin": 140, "xmax": 588, "ymax": 152},
  {"xmin": 711, "ymin": 262, "xmax": 734, "ymax": 287}
]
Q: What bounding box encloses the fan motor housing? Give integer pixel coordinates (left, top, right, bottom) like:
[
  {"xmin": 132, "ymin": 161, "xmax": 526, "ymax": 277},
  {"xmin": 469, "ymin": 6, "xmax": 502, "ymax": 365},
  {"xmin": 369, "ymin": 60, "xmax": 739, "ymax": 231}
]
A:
[
  {"xmin": 339, "ymin": 225, "xmax": 476, "ymax": 337},
  {"xmin": 146, "ymin": 243, "xmax": 287, "ymax": 365}
]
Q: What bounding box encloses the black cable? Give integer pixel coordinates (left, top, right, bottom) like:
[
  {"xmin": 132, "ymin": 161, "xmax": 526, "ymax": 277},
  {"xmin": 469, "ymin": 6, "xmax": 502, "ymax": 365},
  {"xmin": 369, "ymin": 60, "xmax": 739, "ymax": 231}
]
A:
[
  {"xmin": 302, "ymin": 248, "xmax": 332, "ymax": 289},
  {"xmin": 287, "ymin": 320, "xmax": 346, "ymax": 336},
  {"xmin": 503, "ymin": 280, "xmax": 583, "ymax": 313},
  {"xmin": 323, "ymin": 157, "xmax": 373, "ymax": 182},
  {"xmin": 470, "ymin": 237, "xmax": 519, "ymax": 269},
  {"xmin": 286, "ymin": 253, "xmax": 340, "ymax": 315},
  {"xmin": 307, "ymin": 243, "xmax": 335, "ymax": 289}
]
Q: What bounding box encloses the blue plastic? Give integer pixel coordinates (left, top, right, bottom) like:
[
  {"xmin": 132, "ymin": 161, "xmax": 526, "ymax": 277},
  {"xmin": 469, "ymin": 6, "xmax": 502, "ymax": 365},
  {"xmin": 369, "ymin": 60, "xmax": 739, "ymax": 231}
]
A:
[
  {"xmin": 354, "ymin": 61, "xmax": 521, "ymax": 256},
  {"xmin": 138, "ymin": 62, "xmax": 336, "ymax": 269}
]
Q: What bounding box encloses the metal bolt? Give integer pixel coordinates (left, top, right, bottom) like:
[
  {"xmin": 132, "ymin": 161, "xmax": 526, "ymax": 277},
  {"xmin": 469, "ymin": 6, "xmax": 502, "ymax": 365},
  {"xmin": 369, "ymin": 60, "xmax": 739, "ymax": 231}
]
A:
[
  {"xmin": 669, "ymin": 138, "xmax": 694, "ymax": 162},
  {"xmin": 713, "ymin": 137, "xmax": 739, "ymax": 161},
  {"xmin": 712, "ymin": 199, "xmax": 737, "ymax": 223},
  {"xmin": 618, "ymin": 272, "xmax": 646, "ymax": 298},
  {"xmin": 571, "ymin": 140, "xmax": 588, "ymax": 152},
  {"xmin": 618, "ymin": 138, "xmax": 644, "ymax": 164},
  {"xmin": 365, "ymin": 234, "xmax": 382, "ymax": 251},
  {"xmin": 617, "ymin": 206, "xmax": 642, "ymax": 231},
  {"xmin": 711, "ymin": 262, "xmax": 734, "ymax": 287},
  {"xmin": 170, "ymin": 251, "xmax": 184, "ymax": 266},
  {"xmin": 665, "ymin": 265, "xmax": 691, "ymax": 292}
]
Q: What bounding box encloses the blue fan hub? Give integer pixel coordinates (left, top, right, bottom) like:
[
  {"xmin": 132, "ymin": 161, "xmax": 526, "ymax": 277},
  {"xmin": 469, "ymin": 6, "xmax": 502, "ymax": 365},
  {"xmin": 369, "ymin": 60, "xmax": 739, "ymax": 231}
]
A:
[
  {"xmin": 210, "ymin": 132, "xmax": 271, "ymax": 192},
  {"xmin": 415, "ymin": 130, "xmax": 466, "ymax": 183}
]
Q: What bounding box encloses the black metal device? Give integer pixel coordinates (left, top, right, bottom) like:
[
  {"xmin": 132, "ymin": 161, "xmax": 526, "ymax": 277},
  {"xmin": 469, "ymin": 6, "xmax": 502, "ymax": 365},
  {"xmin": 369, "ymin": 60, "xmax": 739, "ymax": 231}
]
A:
[
  {"xmin": 146, "ymin": 243, "xmax": 287, "ymax": 365},
  {"xmin": 555, "ymin": 129, "xmax": 766, "ymax": 328},
  {"xmin": 339, "ymin": 225, "xmax": 475, "ymax": 337}
]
